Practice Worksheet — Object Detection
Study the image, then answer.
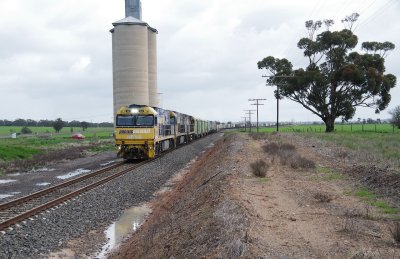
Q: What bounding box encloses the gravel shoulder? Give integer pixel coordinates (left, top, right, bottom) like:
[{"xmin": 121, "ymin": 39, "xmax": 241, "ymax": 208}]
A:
[{"xmin": 111, "ymin": 132, "xmax": 400, "ymax": 258}]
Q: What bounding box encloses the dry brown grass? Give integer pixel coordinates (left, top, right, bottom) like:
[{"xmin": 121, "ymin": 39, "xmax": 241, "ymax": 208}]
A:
[
  {"xmin": 250, "ymin": 160, "xmax": 269, "ymax": 177},
  {"xmin": 390, "ymin": 221, "xmax": 400, "ymax": 243},
  {"xmin": 262, "ymin": 142, "xmax": 280, "ymax": 155},
  {"xmin": 313, "ymin": 192, "xmax": 333, "ymax": 203},
  {"xmin": 249, "ymin": 132, "xmax": 268, "ymax": 140},
  {"xmin": 263, "ymin": 142, "xmax": 315, "ymax": 170},
  {"xmin": 288, "ymin": 155, "xmax": 316, "ymax": 169}
]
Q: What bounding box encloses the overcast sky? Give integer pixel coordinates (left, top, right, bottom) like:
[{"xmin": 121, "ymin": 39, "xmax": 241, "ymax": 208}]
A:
[{"xmin": 0, "ymin": 0, "xmax": 399, "ymax": 123}]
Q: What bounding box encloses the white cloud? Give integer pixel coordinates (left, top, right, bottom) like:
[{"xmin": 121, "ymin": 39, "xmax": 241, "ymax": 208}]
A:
[
  {"xmin": 0, "ymin": 0, "xmax": 398, "ymax": 123},
  {"xmin": 70, "ymin": 56, "xmax": 91, "ymax": 72}
]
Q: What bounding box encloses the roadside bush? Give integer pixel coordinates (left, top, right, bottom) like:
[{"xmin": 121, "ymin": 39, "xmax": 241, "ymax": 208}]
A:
[
  {"xmin": 313, "ymin": 192, "xmax": 333, "ymax": 203},
  {"xmin": 250, "ymin": 159, "xmax": 269, "ymax": 177},
  {"xmin": 262, "ymin": 142, "xmax": 280, "ymax": 155},
  {"xmin": 288, "ymin": 155, "xmax": 316, "ymax": 169},
  {"xmin": 20, "ymin": 126, "xmax": 32, "ymax": 134},
  {"xmin": 390, "ymin": 221, "xmax": 400, "ymax": 243},
  {"xmin": 249, "ymin": 132, "xmax": 268, "ymax": 140},
  {"xmin": 263, "ymin": 142, "xmax": 295, "ymax": 156},
  {"xmin": 280, "ymin": 143, "xmax": 296, "ymax": 152}
]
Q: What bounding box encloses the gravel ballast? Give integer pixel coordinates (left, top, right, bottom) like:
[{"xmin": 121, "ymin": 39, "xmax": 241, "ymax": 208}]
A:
[{"xmin": 0, "ymin": 134, "xmax": 223, "ymax": 258}]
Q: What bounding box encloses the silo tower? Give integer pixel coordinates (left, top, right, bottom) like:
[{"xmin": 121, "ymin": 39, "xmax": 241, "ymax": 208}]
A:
[{"xmin": 111, "ymin": 0, "xmax": 159, "ymax": 117}]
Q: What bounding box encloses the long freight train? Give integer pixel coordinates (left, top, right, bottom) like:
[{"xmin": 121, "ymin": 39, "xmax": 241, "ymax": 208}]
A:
[{"xmin": 115, "ymin": 104, "xmax": 220, "ymax": 160}]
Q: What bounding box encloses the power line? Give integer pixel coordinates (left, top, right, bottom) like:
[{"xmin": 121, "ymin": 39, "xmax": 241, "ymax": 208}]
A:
[
  {"xmin": 243, "ymin": 110, "xmax": 256, "ymax": 132},
  {"xmin": 249, "ymin": 98, "xmax": 266, "ymax": 133},
  {"xmin": 262, "ymin": 75, "xmax": 296, "ymax": 131},
  {"xmin": 355, "ymin": 0, "xmax": 397, "ymax": 31}
]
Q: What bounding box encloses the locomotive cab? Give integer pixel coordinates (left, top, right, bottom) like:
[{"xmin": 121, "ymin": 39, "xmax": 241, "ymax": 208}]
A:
[{"xmin": 115, "ymin": 105, "xmax": 157, "ymax": 159}]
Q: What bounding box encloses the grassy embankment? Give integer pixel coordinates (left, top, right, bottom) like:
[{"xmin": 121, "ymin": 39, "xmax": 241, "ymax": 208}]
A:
[
  {"xmin": 257, "ymin": 123, "xmax": 399, "ymax": 133},
  {"xmin": 0, "ymin": 127, "xmax": 115, "ymax": 162},
  {"xmin": 242, "ymin": 124, "xmax": 400, "ymax": 216},
  {"xmin": 242, "ymin": 124, "xmax": 400, "ymax": 165}
]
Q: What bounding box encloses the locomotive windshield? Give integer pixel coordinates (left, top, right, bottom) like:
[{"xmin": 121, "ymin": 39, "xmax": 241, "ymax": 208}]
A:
[
  {"xmin": 116, "ymin": 115, "xmax": 154, "ymax": 127},
  {"xmin": 136, "ymin": 115, "xmax": 154, "ymax": 126}
]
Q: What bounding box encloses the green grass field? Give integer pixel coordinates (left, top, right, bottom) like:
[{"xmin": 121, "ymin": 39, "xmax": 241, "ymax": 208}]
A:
[
  {"xmin": 254, "ymin": 123, "xmax": 399, "ymax": 134},
  {"xmin": 0, "ymin": 126, "xmax": 114, "ymax": 136},
  {"xmin": 0, "ymin": 127, "xmax": 115, "ymax": 162},
  {"xmin": 241, "ymin": 123, "xmax": 400, "ymax": 166}
]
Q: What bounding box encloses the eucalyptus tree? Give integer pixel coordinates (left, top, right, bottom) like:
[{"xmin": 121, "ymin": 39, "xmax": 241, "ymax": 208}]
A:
[{"xmin": 258, "ymin": 14, "xmax": 396, "ymax": 132}]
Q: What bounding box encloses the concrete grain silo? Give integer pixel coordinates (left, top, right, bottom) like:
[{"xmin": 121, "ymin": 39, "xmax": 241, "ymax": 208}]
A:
[
  {"xmin": 148, "ymin": 28, "xmax": 158, "ymax": 107},
  {"xmin": 111, "ymin": 0, "xmax": 159, "ymax": 117}
]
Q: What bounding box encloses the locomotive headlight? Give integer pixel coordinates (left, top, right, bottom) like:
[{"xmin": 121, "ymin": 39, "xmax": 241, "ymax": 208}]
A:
[{"xmin": 131, "ymin": 108, "xmax": 139, "ymax": 113}]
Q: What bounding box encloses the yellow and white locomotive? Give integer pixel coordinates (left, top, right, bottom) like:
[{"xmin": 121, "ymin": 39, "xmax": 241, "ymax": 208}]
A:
[{"xmin": 115, "ymin": 104, "xmax": 219, "ymax": 160}]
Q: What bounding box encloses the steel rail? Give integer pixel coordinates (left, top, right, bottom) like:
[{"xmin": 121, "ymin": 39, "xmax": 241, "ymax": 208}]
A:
[
  {"xmin": 0, "ymin": 133, "xmax": 215, "ymax": 231},
  {"xmin": 0, "ymin": 161, "xmax": 150, "ymax": 230},
  {"xmin": 0, "ymin": 162, "xmax": 125, "ymax": 211}
]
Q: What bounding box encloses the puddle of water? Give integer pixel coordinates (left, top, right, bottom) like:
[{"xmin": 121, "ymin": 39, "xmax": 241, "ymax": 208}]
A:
[
  {"xmin": 97, "ymin": 204, "xmax": 151, "ymax": 258},
  {"xmin": 8, "ymin": 173, "xmax": 21, "ymax": 176},
  {"xmin": 56, "ymin": 169, "xmax": 91, "ymax": 180},
  {"xmin": 0, "ymin": 179, "xmax": 17, "ymax": 184},
  {"xmin": 30, "ymin": 167, "xmax": 56, "ymax": 173},
  {"xmin": 0, "ymin": 192, "xmax": 21, "ymax": 199},
  {"xmin": 0, "ymin": 194, "xmax": 14, "ymax": 200},
  {"xmin": 36, "ymin": 182, "xmax": 51, "ymax": 186},
  {"xmin": 100, "ymin": 161, "xmax": 115, "ymax": 166},
  {"xmin": 0, "ymin": 194, "xmax": 14, "ymax": 199}
]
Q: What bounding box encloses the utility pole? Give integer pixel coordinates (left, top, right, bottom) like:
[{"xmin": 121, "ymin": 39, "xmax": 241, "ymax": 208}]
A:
[
  {"xmin": 241, "ymin": 117, "xmax": 247, "ymax": 132},
  {"xmin": 249, "ymin": 98, "xmax": 266, "ymax": 133},
  {"xmin": 244, "ymin": 110, "xmax": 256, "ymax": 132},
  {"xmin": 262, "ymin": 75, "xmax": 294, "ymax": 132}
]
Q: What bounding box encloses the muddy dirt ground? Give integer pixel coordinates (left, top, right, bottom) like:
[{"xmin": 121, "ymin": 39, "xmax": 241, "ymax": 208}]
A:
[{"xmin": 110, "ymin": 132, "xmax": 400, "ymax": 258}]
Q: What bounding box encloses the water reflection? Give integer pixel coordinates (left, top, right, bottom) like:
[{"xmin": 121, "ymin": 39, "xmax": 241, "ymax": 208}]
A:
[{"xmin": 98, "ymin": 204, "xmax": 151, "ymax": 258}]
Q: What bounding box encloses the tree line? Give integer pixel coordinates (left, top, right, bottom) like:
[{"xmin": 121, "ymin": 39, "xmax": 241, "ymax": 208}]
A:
[{"xmin": 0, "ymin": 119, "xmax": 113, "ymax": 128}]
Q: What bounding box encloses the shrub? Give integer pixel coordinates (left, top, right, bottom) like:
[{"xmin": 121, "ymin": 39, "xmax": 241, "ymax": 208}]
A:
[
  {"xmin": 289, "ymin": 155, "xmax": 316, "ymax": 169},
  {"xmin": 21, "ymin": 126, "xmax": 32, "ymax": 134},
  {"xmin": 262, "ymin": 142, "xmax": 280, "ymax": 155},
  {"xmin": 313, "ymin": 192, "xmax": 333, "ymax": 203},
  {"xmin": 390, "ymin": 221, "xmax": 400, "ymax": 243},
  {"xmin": 249, "ymin": 132, "xmax": 269, "ymax": 140},
  {"xmin": 250, "ymin": 159, "xmax": 269, "ymax": 177},
  {"xmin": 263, "ymin": 141, "xmax": 314, "ymax": 170},
  {"xmin": 279, "ymin": 143, "xmax": 296, "ymax": 152}
]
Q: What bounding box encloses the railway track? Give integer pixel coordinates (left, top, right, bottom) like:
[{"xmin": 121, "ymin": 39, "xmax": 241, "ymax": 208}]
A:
[
  {"xmin": 0, "ymin": 160, "xmax": 150, "ymax": 231},
  {"xmin": 0, "ymin": 134, "xmax": 216, "ymax": 231}
]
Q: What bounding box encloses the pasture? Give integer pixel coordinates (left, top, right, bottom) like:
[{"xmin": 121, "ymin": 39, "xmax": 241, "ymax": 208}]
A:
[
  {"xmin": 0, "ymin": 127, "xmax": 114, "ymax": 162},
  {"xmin": 242, "ymin": 123, "xmax": 400, "ymax": 167},
  {"xmin": 255, "ymin": 123, "xmax": 399, "ymax": 134},
  {"xmin": 0, "ymin": 126, "xmax": 114, "ymax": 136}
]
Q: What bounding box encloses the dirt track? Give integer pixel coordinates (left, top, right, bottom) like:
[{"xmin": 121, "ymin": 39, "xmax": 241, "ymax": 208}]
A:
[{"xmin": 111, "ymin": 132, "xmax": 400, "ymax": 258}]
